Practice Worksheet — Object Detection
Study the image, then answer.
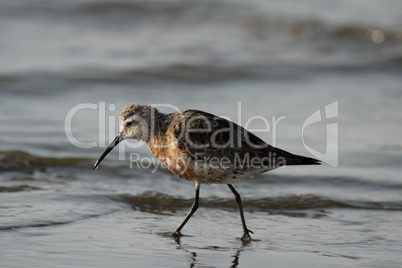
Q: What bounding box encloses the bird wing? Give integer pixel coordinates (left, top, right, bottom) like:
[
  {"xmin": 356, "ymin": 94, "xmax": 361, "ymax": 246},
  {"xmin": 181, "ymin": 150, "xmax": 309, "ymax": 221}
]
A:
[{"xmin": 168, "ymin": 109, "xmax": 294, "ymax": 171}]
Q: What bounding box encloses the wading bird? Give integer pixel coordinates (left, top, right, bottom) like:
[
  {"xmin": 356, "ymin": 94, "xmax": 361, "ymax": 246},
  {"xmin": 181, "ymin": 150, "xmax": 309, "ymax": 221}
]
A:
[{"xmin": 94, "ymin": 104, "xmax": 320, "ymax": 241}]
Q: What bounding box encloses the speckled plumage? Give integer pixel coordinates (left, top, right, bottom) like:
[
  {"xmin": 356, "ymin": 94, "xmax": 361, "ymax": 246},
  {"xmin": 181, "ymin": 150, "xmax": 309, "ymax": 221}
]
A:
[
  {"xmin": 94, "ymin": 104, "xmax": 320, "ymax": 241},
  {"xmin": 119, "ymin": 105, "xmax": 319, "ymax": 184}
]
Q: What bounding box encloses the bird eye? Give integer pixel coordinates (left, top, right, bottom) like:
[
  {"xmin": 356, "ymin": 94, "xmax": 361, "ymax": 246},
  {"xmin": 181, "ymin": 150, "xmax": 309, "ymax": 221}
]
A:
[{"xmin": 126, "ymin": 121, "xmax": 133, "ymax": 127}]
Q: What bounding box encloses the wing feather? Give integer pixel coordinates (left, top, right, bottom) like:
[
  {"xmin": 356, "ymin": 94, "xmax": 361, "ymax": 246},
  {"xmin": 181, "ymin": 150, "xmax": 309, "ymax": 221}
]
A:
[{"xmin": 169, "ymin": 109, "xmax": 298, "ymax": 172}]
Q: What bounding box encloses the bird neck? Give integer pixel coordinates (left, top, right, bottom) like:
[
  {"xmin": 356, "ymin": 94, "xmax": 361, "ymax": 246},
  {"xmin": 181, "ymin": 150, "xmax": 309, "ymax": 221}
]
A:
[{"xmin": 143, "ymin": 110, "xmax": 172, "ymax": 145}]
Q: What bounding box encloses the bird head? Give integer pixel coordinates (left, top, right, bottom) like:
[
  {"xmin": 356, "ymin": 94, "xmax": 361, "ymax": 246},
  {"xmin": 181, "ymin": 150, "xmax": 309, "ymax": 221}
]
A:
[{"xmin": 93, "ymin": 104, "xmax": 157, "ymax": 169}]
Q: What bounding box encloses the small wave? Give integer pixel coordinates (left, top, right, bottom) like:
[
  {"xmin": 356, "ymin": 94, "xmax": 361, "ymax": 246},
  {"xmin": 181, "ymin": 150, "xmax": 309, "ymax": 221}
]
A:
[
  {"xmin": 65, "ymin": 65, "xmax": 260, "ymax": 83},
  {"xmin": 80, "ymin": 1, "xmax": 201, "ymax": 15},
  {"xmin": 0, "ymin": 209, "xmax": 122, "ymax": 231},
  {"xmin": 110, "ymin": 192, "xmax": 402, "ymax": 214},
  {"xmin": 253, "ymin": 174, "xmax": 402, "ymax": 191},
  {"xmin": 4, "ymin": 0, "xmax": 402, "ymax": 44},
  {"xmin": 103, "ymin": 64, "xmax": 269, "ymax": 83},
  {"xmin": 0, "ymin": 64, "xmax": 292, "ymax": 85},
  {"xmin": 2, "ymin": 52, "xmax": 401, "ymax": 86},
  {"xmin": 0, "ymin": 150, "xmax": 89, "ymax": 172},
  {"xmin": 77, "ymin": 0, "xmax": 247, "ymax": 21},
  {"xmin": 0, "ymin": 221, "xmax": 75, "ymax": 231},
  {"xmin": 0, "ymin": 185, "xmax": 42, "ymax": 193},
  {"xmin": 62, "ymin": 2, "xmax": 402, "ymax": 43},
  {"xmin": 280, "ymin": 20, "xmax": 402, "ymax": 41}
]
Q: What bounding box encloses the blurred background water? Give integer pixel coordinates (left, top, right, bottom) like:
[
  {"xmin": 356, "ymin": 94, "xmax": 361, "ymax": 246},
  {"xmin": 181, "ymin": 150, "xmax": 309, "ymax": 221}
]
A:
[{"xmin": 1, "ymin": 0, "xmax": 402, "ymax": 267}]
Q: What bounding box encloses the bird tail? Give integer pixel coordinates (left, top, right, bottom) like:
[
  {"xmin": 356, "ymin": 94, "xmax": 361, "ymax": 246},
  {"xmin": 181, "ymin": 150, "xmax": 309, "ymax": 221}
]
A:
[{"xmin": 284, "ymin": 154, "xmax": 321, "ymax": 166}]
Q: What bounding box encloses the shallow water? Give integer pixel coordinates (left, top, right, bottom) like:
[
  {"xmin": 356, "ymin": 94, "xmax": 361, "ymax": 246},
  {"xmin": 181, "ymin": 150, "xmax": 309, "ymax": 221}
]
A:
[{"xmin": 1, "ymin": 0, "xmax": 402, "ymax": 267}]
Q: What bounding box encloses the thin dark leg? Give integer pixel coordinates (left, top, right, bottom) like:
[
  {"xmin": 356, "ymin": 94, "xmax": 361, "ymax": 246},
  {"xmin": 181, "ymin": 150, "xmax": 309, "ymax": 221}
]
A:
[
  {"xmin": 228, "ymin": 184, "xmax": 253, "ymax": 241},
  {"xmin": 173, "ymin": 183, "xmax": 200, "ymax": 236}
]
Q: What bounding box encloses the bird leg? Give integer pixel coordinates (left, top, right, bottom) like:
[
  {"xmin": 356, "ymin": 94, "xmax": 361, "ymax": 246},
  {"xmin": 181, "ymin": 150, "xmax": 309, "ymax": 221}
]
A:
[
  {"xmin": 173, "ymin": 183, "xmax": 200, "ymax": 236},
  {"xmin": 228, "ymin": 184, "xmax": 253, "ymax": 241}
]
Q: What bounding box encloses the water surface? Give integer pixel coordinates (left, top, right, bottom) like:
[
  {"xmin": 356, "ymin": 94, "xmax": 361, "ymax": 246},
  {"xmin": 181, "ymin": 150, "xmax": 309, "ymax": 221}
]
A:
[{"xmin": 1, "ymin": 0, "xmax": 402, "ymax": 267}]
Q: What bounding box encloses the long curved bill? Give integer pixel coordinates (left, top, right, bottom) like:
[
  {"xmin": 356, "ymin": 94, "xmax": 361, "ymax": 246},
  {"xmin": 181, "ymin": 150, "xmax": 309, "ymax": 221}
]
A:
[{"xmin": 93, "ymin": 133, "xmax": 125, "ymax": 170}]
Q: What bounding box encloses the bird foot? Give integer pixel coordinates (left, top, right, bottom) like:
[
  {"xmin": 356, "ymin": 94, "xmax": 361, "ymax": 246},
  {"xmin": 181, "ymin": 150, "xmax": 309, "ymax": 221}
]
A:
[
  {"xmin": 171, "ymin": 231, "xmax": 182, "ymax": 238},
  {"xmin": 241, "ymin": 229, "xmax": 253, "ymax": 242}
]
